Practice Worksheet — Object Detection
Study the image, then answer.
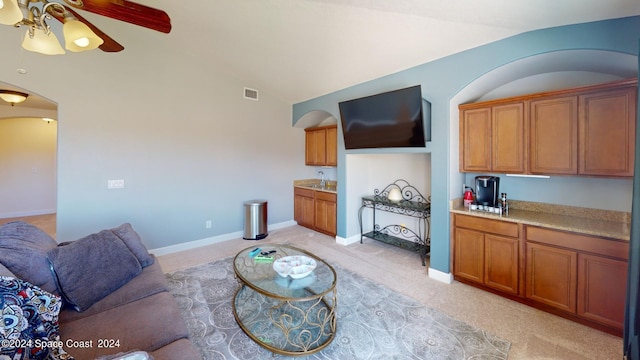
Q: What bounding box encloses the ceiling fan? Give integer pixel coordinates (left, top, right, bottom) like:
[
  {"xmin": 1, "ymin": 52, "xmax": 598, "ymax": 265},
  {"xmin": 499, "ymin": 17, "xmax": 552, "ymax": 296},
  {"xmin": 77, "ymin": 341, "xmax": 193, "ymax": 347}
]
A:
[{"xmin": 0, "ymin": 0, "xmax": 171, "ymax": 55}]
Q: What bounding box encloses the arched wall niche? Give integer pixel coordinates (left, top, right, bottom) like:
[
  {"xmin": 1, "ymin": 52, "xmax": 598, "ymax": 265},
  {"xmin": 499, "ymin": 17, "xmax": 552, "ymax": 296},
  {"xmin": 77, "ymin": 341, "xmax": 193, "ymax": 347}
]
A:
[
  {"xmin": 449, "ymin": 49, "xmax": 637, "ymax": 209},
  {"xmin": 294, "ymin": 110, "xmax": 337, "ymax": 129}
]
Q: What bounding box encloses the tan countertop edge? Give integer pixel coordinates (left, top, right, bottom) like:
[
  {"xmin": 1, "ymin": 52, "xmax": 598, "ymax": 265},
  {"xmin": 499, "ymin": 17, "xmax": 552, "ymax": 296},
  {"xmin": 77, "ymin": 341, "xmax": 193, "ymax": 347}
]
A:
[
  {"xmin": 450, "ymin": 198, "xmax": 631, "ymax": 241},
  {"xmin": 294, "ymin": 179, "xmax": 337, "ymax": 193}
]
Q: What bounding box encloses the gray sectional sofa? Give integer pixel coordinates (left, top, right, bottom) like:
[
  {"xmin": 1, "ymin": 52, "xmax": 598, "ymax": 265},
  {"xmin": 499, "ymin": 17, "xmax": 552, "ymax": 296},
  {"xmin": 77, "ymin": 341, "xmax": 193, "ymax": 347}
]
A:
[{"xmin": 0, "ymin": 221, "xmax": 201, "ymax": 360}]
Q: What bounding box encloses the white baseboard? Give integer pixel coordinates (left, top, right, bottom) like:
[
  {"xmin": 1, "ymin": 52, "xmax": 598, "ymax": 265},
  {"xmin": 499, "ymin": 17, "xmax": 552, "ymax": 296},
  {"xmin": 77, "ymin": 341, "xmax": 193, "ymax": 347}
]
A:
[
  {"xmin": 428, "ymin": 267, "xmax": 453, "ymax": 284},
  {"xmin": 149, "ymin": 220, "xmax": 297, "ymax": 256},
  {"xmin": 336, "ymin": 234, "xmax": 360, "ymax": 246},
  {"xmin": 0, "ymin": 209, "xmax": 56, "ymax": 219}
]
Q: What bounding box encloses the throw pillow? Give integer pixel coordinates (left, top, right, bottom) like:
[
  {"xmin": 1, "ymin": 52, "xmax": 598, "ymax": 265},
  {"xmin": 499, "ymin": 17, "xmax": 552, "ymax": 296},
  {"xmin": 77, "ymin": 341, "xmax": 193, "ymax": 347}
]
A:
[
  {"xmin": 0, "ymin": 221, "xmax": 58, "ymax": 294},
  {"xmin": 110, "ymin": 223, "xmax": 154, "ymax": 267},
  {"xmin": 0, "ymin": 276, "xmax": 75, "ymax": 360},
  {"xmin": 47, "ymin": 230, "xmax": 142, "ymax": 312}
]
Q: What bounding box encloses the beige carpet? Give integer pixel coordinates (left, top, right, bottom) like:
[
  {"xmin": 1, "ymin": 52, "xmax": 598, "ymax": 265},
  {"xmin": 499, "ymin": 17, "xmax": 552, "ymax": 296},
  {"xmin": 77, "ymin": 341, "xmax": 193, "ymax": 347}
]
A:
[
  {"xmin": 158, "ymin": 225, "xmax": 623, "ymax": 360},
  {"xmin": 3, "ymin": 215, "xmax": 623, "ymax": 359}
]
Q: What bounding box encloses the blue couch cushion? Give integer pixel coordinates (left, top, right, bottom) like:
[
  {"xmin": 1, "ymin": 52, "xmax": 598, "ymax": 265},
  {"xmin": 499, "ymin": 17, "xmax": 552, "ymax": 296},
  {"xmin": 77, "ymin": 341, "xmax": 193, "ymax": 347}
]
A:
[
  {"xmin": 0, "ymin": 221, "xmax": 58, "ymax": 294},
  {"xmin": 110, "ymin": 223, "xmax": 154, "ymax": 268},
  {"xmin": 47, "ymin": 230, "xmax": 142, "ymax": 312}
]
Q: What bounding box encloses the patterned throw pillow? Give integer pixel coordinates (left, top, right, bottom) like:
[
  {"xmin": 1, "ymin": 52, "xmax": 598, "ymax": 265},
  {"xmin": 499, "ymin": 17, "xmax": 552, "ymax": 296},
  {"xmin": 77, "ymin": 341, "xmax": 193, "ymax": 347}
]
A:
[{"xmin": 0, "ymin": 276, "xmax": 74, "ymax": 360}]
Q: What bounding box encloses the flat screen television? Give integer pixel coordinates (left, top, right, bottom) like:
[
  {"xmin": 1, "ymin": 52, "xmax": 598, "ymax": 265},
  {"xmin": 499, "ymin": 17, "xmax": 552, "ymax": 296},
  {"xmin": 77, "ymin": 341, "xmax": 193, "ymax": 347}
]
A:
[{"xmin": 338, "ymin": 85, "xmax": 429, "ymax": 150}]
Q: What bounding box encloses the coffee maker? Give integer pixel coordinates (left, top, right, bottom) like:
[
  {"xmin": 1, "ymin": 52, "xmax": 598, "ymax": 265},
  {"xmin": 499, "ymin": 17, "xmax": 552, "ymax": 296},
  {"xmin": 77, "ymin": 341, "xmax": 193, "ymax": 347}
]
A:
[{"xmin": 475, "ymin": 176, "xmax": 500, "ymax": 208}]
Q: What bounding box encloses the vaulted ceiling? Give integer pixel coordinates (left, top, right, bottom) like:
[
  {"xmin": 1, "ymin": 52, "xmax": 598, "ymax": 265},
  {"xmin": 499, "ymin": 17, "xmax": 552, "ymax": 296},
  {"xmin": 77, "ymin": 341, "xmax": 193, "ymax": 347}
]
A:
[{"xmin": 1, "ymin": 0, "xmax": 640, "ymax": 111}]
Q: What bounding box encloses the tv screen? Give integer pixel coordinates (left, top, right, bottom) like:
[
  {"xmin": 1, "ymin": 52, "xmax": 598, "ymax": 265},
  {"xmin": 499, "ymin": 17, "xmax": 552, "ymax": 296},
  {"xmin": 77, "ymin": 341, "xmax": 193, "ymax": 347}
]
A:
[{"xmin": 339, "ymin": 85, "xmax": 427, "ymax": 150}]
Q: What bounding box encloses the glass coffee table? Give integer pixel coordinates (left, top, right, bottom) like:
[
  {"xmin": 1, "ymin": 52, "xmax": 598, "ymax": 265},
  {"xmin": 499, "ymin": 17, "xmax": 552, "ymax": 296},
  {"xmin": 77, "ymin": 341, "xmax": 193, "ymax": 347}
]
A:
[{"xmin": 232, "ymin": 244, "xmax": 337, "ymax": 356}]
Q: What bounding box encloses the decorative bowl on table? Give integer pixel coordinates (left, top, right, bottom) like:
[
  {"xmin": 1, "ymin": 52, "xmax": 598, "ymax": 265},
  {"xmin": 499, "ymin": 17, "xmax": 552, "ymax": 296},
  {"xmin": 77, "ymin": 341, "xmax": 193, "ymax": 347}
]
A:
[{"xmin": 273, "ymin": 255, "xmax": 317, "ymax": 279}]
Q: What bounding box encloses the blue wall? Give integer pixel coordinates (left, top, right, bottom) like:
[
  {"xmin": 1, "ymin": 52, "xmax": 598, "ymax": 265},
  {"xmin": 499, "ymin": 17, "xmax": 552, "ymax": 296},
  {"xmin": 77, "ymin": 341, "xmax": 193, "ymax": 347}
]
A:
[{"xmin": 292, "ymin": 16, "xmax": 640, "ymax": 274}]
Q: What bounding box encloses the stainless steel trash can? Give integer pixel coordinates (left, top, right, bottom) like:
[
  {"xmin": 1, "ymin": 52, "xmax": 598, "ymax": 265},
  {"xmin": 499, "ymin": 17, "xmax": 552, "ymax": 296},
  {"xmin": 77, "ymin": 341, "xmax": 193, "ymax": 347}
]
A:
[{"xmin": 243, "ymin": 199, "xmax": 268, "ymax": 240}]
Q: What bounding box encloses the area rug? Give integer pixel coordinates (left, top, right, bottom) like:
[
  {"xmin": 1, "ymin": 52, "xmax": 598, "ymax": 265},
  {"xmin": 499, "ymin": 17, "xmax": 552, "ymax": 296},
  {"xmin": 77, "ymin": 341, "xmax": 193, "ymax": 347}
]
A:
[{"xmin": 165, "ymin": 257, "xmax": 511, "ymax": 360}]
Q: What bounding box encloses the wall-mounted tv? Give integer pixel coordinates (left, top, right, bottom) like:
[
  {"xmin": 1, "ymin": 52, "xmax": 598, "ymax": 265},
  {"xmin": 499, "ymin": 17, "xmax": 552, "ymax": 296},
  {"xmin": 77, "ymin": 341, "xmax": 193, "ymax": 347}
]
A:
[{"xmin": 338, "ymin": 85, "xmax": 430, "ymax": 150}]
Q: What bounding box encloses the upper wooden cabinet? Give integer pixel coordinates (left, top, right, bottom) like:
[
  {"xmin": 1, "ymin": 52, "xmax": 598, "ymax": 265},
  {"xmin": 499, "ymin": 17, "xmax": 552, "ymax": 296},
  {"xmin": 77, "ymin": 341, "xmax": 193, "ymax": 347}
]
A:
[
  {"xmin": 305, "ymin": 125, "xmax": 337, "ymax": 166},
  {"xmin": 492, "ymin": 103, "xmax": 526, "ymax": 173},
  {"xmin": 460, "ymin": 102, "xmax": 526, "ymax": 173},
  {"xmin": 529, "ymin": 96, "xmax": 578, "ymax": 174},
  {"xmin": 579, "ymin": 87, "xmax": 636, "ymax": 176},
  {"xmin": 460, "ymin": 107, "xmax": 492, "ymax": 172},
  {"xmin": 459, "ymin": 78, "xmax": 637, "ymax": 177}
]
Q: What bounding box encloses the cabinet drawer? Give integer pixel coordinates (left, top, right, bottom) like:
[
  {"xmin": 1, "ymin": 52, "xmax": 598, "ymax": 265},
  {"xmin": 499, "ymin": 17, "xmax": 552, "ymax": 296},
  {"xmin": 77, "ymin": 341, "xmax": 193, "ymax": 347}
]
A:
[
  {"xmin": 454, "ymin": 214, "xmax": 519, "ymax": 238},
  {"xmin": 315, "ymin": 191, "xmax": 336, "ymax": 202},
  {"xmin": 294, "ymin": 187, "xmax": 314, "ymax": 198},
  {"xmin": 525, "ymin": 226, "xmax": 628, "ymax": 260}
]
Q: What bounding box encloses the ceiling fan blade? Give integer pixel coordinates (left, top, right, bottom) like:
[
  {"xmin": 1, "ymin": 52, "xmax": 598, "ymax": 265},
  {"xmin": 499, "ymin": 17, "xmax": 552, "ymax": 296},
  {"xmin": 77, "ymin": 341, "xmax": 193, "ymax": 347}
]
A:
[
  {"xmin": 63, "ymin": 0, "xmax": 172, "ymax": 34},
  {"xmin": 48, "ymin": 7, "xmax": 125, "ymax": 52}
]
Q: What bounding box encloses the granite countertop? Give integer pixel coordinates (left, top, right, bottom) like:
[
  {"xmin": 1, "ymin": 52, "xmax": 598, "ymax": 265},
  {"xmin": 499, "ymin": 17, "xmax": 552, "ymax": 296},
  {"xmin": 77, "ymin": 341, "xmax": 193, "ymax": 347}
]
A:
[
  {"xmin": 294, "ymin": 179, "xmax": 337, "ymax": 193},
  {"xmin": 450, "ymin": 199, "xmax": 631, "ymax": 241}
]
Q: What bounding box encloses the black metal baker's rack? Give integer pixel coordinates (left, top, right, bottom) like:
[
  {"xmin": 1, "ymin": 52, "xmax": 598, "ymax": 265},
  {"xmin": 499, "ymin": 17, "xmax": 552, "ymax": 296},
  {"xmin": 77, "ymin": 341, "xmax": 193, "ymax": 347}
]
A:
[{"xmin": 358, "ymin": 179, "xmax": 431, "ymax": 266}]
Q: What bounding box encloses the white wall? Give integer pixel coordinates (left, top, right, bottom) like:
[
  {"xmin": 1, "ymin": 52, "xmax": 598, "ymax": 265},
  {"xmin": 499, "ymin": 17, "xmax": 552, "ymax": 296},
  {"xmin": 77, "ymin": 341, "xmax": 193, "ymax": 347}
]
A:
[
  {"xmin": 0, "ymin": 35, "xmax": 308, "ymax": 249},
  {"xmin": 344, "ymin": 153, "xmax": 431, "ymax": 239},
  {"xmin": 0, "ymin": 117, "xmax": 57, "ymax": 217}
]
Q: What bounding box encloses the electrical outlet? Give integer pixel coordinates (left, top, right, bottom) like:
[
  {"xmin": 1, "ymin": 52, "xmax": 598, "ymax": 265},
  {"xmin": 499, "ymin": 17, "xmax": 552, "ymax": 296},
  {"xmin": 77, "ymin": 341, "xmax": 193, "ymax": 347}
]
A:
[
  {"xmin": 205, "ymin": 220, "xmax": 212, "ymax": 229},
  {"xmin": 107, "ymin": 179, "xmax": 125, "ymax": 189}
]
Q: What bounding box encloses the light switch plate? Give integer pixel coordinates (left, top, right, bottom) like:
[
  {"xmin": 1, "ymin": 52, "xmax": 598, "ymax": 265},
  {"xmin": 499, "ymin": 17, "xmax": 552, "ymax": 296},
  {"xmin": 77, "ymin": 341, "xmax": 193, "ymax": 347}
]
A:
[{"xmin": 107, "ymin": 179, "xmax": 125, "ymax": 189}]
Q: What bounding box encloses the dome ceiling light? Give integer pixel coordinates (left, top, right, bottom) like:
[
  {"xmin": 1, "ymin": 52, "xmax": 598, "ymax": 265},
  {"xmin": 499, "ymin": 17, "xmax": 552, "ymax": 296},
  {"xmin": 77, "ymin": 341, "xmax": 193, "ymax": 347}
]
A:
[{"xmin": 0, "ymin": 90, "xmax": 29, "ymax": 106}]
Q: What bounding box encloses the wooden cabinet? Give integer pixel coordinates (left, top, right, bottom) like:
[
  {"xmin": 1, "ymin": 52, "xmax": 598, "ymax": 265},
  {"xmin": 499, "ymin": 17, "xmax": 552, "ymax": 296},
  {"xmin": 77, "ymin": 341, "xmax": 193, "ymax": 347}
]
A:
[
  {"xmin": 305, "ymin": 125, "xmax": 337, "ymax": 166},
  {"xmin": 459, "ymin": 102, "xmax": 525, "ymax": 173},
  {"xmin": 294, "ymin": 187, "xmax": 314, "ymax": 228},
  {"xmin": 577, "ymin": 253, "xmax": 628, "ymax": 328},
  {"xmin": 459, "ymin": 78, "xmax": 636, "ymax": 177},
  {"xmin": 460, "ymin": 107, "xmax": 492, "ymax": 172},
  {"xmin": 529, "ymin": 96, "xmax": 578, "ymax": 174},
  {"xmin": 451, "ymin": 212, "xmax": 629, "ymax": 335},
  {"xmin": 526, "ymin": 242, "xmax": 577, "ymax": 312},
  {"xmin": 492, "ymin": 103, "xmax": 526, "ymax": 173},
  {"xmin": 325, "ymin": 126, "xmax": 337, "ymax": 166},
  {"xmin": 453, "ymin": 214, "xmax": 520, "ymax": 295},
  {"xmin": 579, "ymin": 87, "xmax": 636, "ymax": 176},
  {"xmin": 525, "ymin": 226, "xmax": 629, "ymax": 332},
  {"xmin": 294, "ymin": 187, "xmax": 336, "ymax": 236},
  {"xmin": 314, "ymin": 191, "xmax": 337, "ymax": 236}
]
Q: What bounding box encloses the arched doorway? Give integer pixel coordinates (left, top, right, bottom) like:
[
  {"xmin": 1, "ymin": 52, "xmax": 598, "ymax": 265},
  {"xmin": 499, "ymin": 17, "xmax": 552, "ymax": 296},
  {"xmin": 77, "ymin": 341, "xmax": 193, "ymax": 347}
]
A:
[{"xmin": 0, "ymin": 82, "xmax": 58, "ymax": 238}]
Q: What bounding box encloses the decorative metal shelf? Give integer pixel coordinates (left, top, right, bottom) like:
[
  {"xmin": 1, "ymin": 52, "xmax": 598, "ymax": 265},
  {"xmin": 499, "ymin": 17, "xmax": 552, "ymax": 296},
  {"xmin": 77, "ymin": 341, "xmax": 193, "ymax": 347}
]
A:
[{"xmin": 358, "ymin": 179, "xmax": 431, "ymax": 266}]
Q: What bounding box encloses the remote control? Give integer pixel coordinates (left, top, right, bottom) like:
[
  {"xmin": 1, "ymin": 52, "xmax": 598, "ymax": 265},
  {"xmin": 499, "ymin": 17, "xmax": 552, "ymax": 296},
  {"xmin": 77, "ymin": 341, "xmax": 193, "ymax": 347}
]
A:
[{"xmin": 249, "ymin": 248, "xmax": 261, "ymax": 258}]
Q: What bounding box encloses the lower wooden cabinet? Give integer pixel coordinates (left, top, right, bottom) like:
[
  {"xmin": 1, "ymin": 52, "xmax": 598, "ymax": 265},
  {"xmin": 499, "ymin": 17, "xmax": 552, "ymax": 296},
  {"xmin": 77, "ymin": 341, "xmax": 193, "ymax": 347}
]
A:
[
  {"xmin": 453, "ymin": 214, "xmax": 519, "ymax": 295},
  {"xmin": 294, "ymin": 187, "xmax": 336, "ymax": 236},
  {"xmin": 294, "ymin": 187, "xmax": 314, "ymax": 228},
  {"xmin": 525, "ymin": 242, "xmax": 577, "ymax": 312},
  {"xmin": 314, "ymin": 191, "xmax": 337, "ymax": 236},
  {"xmin": 524, "ymin": 226, "xmax": 628, "ymax": 333},
  {"xmin": 577, "ymin": 254, "xmax": 628, "ymax": 328},
  {"xmin": 452, "ymin": 213, "xmax": 629, "ymax": 336}
]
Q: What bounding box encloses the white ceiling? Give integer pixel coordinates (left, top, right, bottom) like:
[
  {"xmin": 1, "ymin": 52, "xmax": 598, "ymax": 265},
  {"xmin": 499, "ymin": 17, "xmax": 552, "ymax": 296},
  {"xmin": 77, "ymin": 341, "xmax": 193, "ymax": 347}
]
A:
[{"xmin": 2, "ymin": 0, "xmax": 640, "ymax": 111}]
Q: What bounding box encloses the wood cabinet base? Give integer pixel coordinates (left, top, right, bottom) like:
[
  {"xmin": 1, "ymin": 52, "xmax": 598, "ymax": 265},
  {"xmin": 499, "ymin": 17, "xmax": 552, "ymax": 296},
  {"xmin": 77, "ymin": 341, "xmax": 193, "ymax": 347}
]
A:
[
  {"xmin": 294, "ymin": 187, "xmax": 336, "ymax": 237},
  {"xmin": 453, "ymin": 276, "xmax": 623, "ymax": 337},
  {"xmin": 452, "ymin": 213, "xmax": 627, "ymax": 337}
]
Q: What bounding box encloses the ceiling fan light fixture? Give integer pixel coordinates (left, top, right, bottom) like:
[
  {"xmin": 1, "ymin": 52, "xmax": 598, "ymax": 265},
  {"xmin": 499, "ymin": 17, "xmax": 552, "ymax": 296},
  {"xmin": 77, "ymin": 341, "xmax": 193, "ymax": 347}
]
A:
[
  {"xmin": 63, "ymin": 18, "xmax": 103, "ymax": 52},
  {"xmin": 0, "ymin": 90, "xmax": 29, "ymax": 105},
  {"xmin": 0, "ymin": 0, "xmax": 22, "ymax": 26},
  {"xmin": 22, "ymin": 27, "xmax": 65, "ymax": 55}
]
